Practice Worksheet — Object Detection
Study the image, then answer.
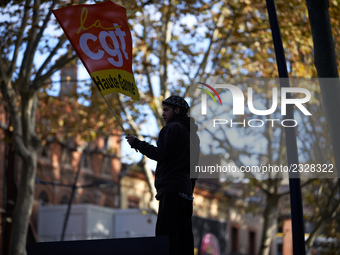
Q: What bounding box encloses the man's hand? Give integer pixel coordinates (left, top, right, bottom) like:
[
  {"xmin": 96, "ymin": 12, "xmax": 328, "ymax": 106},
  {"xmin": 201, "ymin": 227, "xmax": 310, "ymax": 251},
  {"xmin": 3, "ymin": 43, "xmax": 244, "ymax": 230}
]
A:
[{"xmin": 125, "ymin": 134, "xmax": 136, "ymax": 146}]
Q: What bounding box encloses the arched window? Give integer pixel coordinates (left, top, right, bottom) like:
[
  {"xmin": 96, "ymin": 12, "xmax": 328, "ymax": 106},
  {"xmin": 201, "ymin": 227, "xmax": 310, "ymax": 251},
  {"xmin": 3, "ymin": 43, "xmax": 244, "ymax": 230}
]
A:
[
  {"xmin": 38, "ymin": 191, "xmax": 49, "ymax": 205},
  {"xmin": 82, "ymin": 199, "xmax": 91, "ymax": 204},
  {"xmin": 60, "ymin": 195, "xmax": 69, "ymax": 204}
]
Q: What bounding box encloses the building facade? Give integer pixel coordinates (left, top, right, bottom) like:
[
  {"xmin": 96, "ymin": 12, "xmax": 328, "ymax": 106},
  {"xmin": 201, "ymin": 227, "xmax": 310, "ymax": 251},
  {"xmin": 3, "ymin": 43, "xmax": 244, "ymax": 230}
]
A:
[
  {"xmin": 0, "ymin": 97, "xmax": 265, "ymax": 254},
  {"xmin": 0, "ymin": 65, "xmax": 266, "ymax": 254}
]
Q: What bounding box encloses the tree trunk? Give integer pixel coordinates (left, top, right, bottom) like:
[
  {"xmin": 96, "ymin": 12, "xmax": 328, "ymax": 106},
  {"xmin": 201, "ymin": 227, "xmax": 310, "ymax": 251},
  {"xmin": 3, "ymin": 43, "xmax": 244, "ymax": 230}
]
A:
[
  {"xmin": 7, "ymin": 93, "xmax": 39, "ymax": 255},
  {"xmin": 9, "ymin": 152, "xmax": 37, "ymax": 255},
  {"xmin": 258, "ymin": 193, "xmax": 279, "ymax": 255},
  {"xmin": 140, "ymin": 157, "xmax": 158, "ymax": 213},
  {"xmin": 304, "ymin": 181, "xmax": 339, "ymax": 250}
]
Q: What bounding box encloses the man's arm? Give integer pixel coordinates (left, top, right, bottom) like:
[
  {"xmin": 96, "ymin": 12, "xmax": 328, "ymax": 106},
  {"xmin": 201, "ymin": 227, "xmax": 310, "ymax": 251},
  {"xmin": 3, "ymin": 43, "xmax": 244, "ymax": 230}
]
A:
[{"xmin": 126, "ymin": 134, "xmax": 160, "ymax": 161}]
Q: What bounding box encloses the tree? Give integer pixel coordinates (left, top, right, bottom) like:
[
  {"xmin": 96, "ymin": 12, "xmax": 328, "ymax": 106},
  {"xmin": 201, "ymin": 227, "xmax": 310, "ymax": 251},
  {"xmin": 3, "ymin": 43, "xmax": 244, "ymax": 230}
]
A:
[
  {"xmin": 187, "ymin": 0, "xmax": 340, "ymax": 253},
  {"xmin": 1, "ymin": 0, "xmax": 339, "ymax": 254},
  {"xmin": 0, "ymin": 0, "xmax": 228, "ymax": 253},
  {"xmin": 114, "ymin": 0, "xmax": 231, "ymax": 211},
  {"xmin": 304, "ymin": 179, "xmax": 339, "ymax": 251},
  {"xmin": 0, "ymin": 1, "xmax": 81, "ymax": 254}
]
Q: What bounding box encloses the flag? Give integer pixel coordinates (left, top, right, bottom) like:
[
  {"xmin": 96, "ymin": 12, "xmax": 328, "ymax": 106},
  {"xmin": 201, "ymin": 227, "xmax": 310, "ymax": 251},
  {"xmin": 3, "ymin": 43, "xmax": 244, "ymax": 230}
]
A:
[{"xmin": 53, "ymin": 1, "xmax": 140, "ymax": 101}]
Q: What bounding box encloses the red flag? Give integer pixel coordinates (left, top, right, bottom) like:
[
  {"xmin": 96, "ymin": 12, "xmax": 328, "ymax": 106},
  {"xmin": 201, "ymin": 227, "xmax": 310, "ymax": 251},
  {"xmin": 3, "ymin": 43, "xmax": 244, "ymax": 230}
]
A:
[{"xmin": 53, "ymin": 1, "xmax": 140, "ymax": 101}]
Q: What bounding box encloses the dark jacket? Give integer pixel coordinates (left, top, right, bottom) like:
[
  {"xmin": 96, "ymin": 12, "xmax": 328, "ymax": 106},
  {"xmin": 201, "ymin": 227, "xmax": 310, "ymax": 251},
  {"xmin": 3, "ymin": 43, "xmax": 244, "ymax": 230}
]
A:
[{"xmin": 131, "ymin": 117, "xmax": 200, "ymax": 199}]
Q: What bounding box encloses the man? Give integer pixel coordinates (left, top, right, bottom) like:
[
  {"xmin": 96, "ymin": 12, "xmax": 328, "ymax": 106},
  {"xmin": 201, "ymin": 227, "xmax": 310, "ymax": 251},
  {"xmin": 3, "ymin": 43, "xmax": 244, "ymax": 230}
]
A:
[{"xmin": 126, "ymin": 95, "xmax": 200, "ymax": 255}]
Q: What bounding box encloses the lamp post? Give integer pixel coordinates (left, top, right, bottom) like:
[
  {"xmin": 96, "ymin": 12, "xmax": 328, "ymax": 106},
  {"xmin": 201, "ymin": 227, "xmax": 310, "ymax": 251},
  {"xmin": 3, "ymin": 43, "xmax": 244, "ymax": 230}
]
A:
[
  {"xmin": 266, "ymin": 1, "xmax": 306, "ymax": 254},
  {"xmin": 35, "ymin": 153, "xmax": 115, "ymax": 241}
]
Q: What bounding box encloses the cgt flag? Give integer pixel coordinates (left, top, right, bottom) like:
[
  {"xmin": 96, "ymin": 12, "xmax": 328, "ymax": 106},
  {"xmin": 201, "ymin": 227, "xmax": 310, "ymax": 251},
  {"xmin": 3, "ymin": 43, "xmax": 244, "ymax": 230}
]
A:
[{"xmin": 53, "ymin": 1, "xmax": 140, "ymax": 101}]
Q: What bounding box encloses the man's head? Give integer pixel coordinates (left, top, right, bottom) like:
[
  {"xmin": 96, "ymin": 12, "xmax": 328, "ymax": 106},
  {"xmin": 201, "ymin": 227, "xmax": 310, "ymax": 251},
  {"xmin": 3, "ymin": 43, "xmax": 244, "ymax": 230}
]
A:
[{"xmin": 162, "ymin": 95, "xmax": 190, "ymax": 124}]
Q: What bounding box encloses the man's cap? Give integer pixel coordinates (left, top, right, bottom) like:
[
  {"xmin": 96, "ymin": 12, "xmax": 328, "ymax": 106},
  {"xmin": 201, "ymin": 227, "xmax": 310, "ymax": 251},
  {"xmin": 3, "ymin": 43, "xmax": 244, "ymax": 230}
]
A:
[{"xmin": 162, "ymin": 95, "xmax": 190, "ymax": 110}]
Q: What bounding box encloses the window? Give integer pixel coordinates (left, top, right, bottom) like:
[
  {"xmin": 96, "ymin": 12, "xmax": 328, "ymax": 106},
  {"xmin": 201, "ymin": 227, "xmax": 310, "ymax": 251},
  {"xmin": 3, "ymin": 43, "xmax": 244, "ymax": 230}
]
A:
[
  {"xmin": 127, "ymin": 196, "xmax": 140, "ymax": 208},
  {"xmin": 82, "ymin": 199, "xmax": 90, "ymax": 204},
  {"xmin": 61, "ymin": 146, "xmax": 71, "ymax": 164},
  {"xmin": 41, "ymin": 143, "xmax": 49, "ymax": 157},
  {"xmin": 83, "ymin": 150, "xmax": 91, "ymax": 169},
  {"xmin": 248, "ymin": 230, "xmax": 256, "ymax": 255},
  {"xmin": 38, "ymin": 191, "xmax": 49, "ymax": 205},
  {"xmin": 60, "ymin": 195, "xmax": 69, "ymax": 204},
  {"xmin": 102, "ymin": 155, "xmax": 111, "ymax": 175},
  {"xmin": 231, "ymin": 226, "xmax": 239, "ymax": 254}
]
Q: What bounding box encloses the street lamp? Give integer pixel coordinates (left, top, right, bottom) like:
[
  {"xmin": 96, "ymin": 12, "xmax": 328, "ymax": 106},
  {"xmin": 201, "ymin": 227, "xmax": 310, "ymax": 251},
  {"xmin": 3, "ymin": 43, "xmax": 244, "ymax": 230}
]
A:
[{"xmin": 35, "ymin": 153, "xmax": 115, "ymax": 241}]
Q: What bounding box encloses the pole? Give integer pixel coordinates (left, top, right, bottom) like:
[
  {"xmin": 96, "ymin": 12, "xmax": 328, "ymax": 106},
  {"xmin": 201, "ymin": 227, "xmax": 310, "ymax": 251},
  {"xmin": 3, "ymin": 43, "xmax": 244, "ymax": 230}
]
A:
[
  {"xmin": 265, "ymin": 0, "xmax": 306, "ymax": 254},
  {"xmin": 60, "ymin": 152, "xmax": 84, "ymax": 241},
  {"xmin": 305, "ymin": 0, "xmax": 340, "ymax": 197},
  {"xmin": 102, "ymin": 95, "xmax": 138, "ymax": 151},
  {"xmin": 103, "ymin": 95, "xmax": 127, "ymax": 135}
]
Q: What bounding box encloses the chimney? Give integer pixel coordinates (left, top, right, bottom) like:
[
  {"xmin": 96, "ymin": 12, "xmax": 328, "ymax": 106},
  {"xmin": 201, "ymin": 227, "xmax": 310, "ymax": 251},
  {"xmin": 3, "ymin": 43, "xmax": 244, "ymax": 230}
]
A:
[{"xmin": 59, "ymin": 65, "xmax": 78, "ymax": 97}]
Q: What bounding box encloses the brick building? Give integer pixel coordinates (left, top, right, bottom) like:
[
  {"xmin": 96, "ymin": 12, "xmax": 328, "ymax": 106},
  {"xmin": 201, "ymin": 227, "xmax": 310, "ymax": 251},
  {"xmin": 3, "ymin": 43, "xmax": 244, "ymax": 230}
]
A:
[
  {"xmin": 0, "ymin": 65, "xmax": 267, "ymax": 254},
  {"xmin": 0, "ymin": 66, "xmax": 127, "ymax": 253}
]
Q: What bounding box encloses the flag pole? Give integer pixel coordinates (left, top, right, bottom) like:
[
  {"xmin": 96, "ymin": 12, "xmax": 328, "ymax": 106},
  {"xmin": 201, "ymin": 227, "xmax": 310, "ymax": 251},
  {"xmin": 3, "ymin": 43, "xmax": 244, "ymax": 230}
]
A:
[{"xmin": 103, "ymin": 95, "xmax": 127, "ymax": 135}]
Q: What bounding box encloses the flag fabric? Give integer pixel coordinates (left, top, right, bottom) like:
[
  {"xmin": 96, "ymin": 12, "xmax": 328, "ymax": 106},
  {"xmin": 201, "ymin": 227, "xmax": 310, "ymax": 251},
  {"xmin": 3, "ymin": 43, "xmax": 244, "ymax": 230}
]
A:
[{"xmin": 53, "ymin": 1, "xmax": 140, "ymax": 101}]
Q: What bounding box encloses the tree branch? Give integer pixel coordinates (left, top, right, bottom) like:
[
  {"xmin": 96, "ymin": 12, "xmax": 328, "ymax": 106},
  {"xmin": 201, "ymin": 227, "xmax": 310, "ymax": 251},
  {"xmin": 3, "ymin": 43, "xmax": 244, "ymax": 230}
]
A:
[
  {"xmin": 32, "ymin": 52, "xmax": 78, "ymax": 92},
  {"xmin": 33, "ymin": 38, "xmax": 67, "ymax": 88},
  {"xmin": 8, "ymin": 0, "xmax": 30, "ymax": 79},
  {"xmin": 0, "ymin": 80, "xmax": 31, "ymax": 160},
  {"xmin": 0, "ymin": 54, "xmax": 8, "ymax": 82},
  {"xmin": 159, "ymin": 2, "xmax": 173, "ymax": 98},
  {"xmin": 30, "ymin": 0, "xmax": 58, "ymax": 61},
  {"xmin": 19, "ymin": 0, "xmax": 41, "ymax": 89},
  {"xmin": 117, "ymin": 94, "xmax": 158, "ymax": 212}
]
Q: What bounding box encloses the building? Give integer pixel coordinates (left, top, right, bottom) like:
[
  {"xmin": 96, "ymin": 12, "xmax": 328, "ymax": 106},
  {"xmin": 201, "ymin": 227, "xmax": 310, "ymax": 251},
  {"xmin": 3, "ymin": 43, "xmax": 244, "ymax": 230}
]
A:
[
  {"xmin": 0, "ymin": 65, "xmax": 125, "ymax": 253},
  {"xmin": 0, "ymin": 65, "xmax": 266, "ymax": 255}
]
